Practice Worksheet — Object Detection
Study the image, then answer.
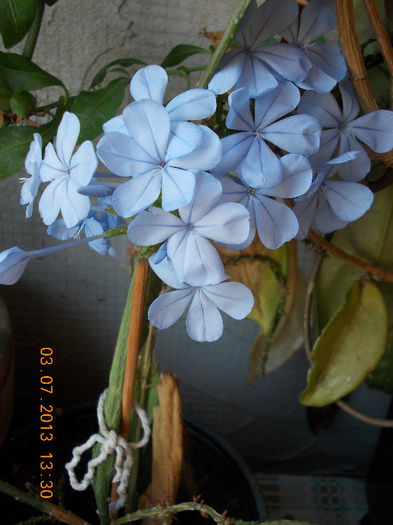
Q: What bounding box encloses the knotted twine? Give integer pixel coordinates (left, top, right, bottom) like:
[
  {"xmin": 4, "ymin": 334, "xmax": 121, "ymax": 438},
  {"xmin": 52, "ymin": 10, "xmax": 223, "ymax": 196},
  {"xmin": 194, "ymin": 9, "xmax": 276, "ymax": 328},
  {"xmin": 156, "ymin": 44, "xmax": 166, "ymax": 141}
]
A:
[{"xmin": 65, "ymin": 388, "xmax": 151, "ymax": 517}]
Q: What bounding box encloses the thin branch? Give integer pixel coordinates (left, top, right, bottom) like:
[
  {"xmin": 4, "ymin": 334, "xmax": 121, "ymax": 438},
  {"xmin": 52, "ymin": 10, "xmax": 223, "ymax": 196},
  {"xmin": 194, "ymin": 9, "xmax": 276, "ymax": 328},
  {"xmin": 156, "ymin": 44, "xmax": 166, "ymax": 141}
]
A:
[
  {"xmin": 303, "ymin": 256, "xmax": 393, "ymax": 428},
  {"xmin": 307, "ymin": 228, "xmax": 393, "ymax": 282},
  {"xmin": 363, "ymin": 0, "xmax": 393, "ymax": 106},
  {"xmin": 335, "ymin": 0, "xmax": 378, "ymax": 112},
  {"xmin": 0, "ymin": 481, "xmax": 90, "ymax": 525},
  {"xmin": 114, "ymin": 501, "xmax": 227, "ymax": 524},
  {"xmin": 120, "ymin": 258, "xmax": 150, "ymax": 439}
]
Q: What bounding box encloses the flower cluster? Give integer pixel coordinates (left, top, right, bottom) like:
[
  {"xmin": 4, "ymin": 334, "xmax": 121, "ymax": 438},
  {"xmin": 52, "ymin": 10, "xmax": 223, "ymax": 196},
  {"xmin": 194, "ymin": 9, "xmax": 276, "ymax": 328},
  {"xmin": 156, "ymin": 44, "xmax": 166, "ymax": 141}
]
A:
[{"xmin": 2, "ymin": 0, "xmax": 393, "ymax": 342}]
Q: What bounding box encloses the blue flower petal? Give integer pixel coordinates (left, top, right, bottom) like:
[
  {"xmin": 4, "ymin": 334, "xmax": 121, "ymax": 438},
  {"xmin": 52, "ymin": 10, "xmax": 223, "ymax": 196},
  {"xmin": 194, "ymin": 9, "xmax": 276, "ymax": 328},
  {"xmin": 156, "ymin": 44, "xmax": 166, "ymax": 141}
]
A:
[
  {"xmin": 241, "ymin": 138, "xmax": 282, "ymax": 189},
  {"xmin": 226, "ymin": 88, "xmax": 255, "ymax": 132},
  {"xmin": 166, "ymin": 88, "xmax": 216, "ymax": 121},
  {"xmin": 130, "ymin": 65, "xmax": 168, "ymax": 104},
  {"xmin": 127, "ymin": 207, "xmax": 184, "ymax": 245},
  {"xmin": 112, "ymin": 170, "xmax": 161, "ymax": 217},
  {"xmin": 0, "ymin": 247, "xmax": 30, "ymax": 285},
  {"xmin": 69, "ymin": 140, "xmax": 97, "ymax": 187},
  {"xmin": 254, "ymin": 195, "xmax": 299, "ymax": 249},
  {"xmin": 208, "ymin": 50, "xmax": 245, "ymax": 94},
  {"xmin": 97, "ymin": 132, "xmax": 157, "ymax": 177},
  {"xmin": 348, "ymin": 110, "xmax": 393, "ymax": 153},
  {"xmin": 255, "ymin": 81, "xmax": 300, "ymax": 129},
  {"xmin": 262, "ymin": 114, "xmax": 321, "ymax": 155},
  {"xmin": 337, "ymin": 132, "xmax": 370, "ymax": 181},
  {"xmin": 123, "ymin": 100, "xmax": 170, "ymax": 161},
  {"xmin": 262, "ymin": 154, "xmax": 312, "ymax": 198},
  {"xmin": 55, "ymin": 112, "xmax": 80, "ymax": 167},
  {"xmin": 254, "ymin": 44, "xmax": 311, "ymax": 84},
  {"xmin": 203, "ymin": 281, "xmax": 253, "ymax": 320},
  {"xmin": 161, "ymin": 166, "xmax": 196, "ymax": 211},
  {"xmin": 212, "ymin": 132, "xmax": 252, "ymax": 176},
  {"xmin": 186, "ymin": 289, "xmax": 223, "ymax": 342},
  {"xmin": 324, "ymin": 180, "xmax": 374, "ymax": 222},
  {"xmin": 149, "ymin": 288, "xmax": 194, "ymax": 329},
  {"xmin": 299, "ymin": 91, "xmax": 342, "ymax": 127}
]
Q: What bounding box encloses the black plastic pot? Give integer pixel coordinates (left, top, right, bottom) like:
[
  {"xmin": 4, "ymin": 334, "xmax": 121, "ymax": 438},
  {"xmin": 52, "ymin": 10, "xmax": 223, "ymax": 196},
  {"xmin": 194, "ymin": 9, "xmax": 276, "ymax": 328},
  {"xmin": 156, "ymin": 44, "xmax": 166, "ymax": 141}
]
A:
[
  {"xmin": 1, "ymin": 403, "xmax": 268, "ymax": 523},
  {"xmin": 176, "ymin": 417, "xmax": 268, "ymax": 523}
]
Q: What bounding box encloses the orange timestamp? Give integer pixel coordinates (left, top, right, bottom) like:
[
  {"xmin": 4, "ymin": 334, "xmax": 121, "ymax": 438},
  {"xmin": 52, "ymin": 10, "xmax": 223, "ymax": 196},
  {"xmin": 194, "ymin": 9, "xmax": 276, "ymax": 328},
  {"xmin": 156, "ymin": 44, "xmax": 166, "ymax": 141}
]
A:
[{"xmin": 39, "ymin": 347, "xmax": 55, "ymax": 499}]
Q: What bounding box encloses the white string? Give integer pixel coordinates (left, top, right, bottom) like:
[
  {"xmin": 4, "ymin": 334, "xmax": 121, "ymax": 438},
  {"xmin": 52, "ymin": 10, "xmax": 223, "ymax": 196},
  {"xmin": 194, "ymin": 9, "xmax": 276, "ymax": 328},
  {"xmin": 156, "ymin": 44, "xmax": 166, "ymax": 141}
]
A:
[{"xmin": 65, "ymin": 388, "xmax": 151, "ymax": 517}]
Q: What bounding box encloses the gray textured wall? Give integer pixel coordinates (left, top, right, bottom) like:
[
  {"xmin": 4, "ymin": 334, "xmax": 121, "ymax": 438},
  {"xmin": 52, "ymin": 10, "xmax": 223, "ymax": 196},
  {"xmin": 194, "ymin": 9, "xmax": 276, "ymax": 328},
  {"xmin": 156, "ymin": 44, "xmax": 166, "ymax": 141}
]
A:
[{"xmin": 0, "ymin": 0, "xmax": 389, "ymax": 475}]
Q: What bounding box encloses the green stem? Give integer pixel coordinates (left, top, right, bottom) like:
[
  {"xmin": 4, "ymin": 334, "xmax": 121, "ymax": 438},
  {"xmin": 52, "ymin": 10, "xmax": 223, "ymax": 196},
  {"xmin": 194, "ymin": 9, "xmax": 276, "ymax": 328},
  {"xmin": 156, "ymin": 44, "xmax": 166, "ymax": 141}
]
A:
[
  {"xmin": 23, "ymin": 0, "xmax": 45, "ymax": 60},
  {"xmin": 198, "ymin": 0, "xmax": 253, "ymax": 89},
  {"xmin": 114, "ymin": 502, "xmax": 314, "ymax": 525},
  {"xmin": 0, "ymin": 481, "xmax": 89, "ymax": 525}
]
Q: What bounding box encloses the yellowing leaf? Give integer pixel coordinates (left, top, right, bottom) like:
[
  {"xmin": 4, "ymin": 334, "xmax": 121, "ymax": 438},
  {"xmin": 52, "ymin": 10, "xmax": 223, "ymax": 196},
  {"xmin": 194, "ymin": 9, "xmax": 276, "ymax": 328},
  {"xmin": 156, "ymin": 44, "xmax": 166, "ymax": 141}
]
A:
[{"xmin": 300, "ymin": 280, "xmax": 388, "ymax": 407}]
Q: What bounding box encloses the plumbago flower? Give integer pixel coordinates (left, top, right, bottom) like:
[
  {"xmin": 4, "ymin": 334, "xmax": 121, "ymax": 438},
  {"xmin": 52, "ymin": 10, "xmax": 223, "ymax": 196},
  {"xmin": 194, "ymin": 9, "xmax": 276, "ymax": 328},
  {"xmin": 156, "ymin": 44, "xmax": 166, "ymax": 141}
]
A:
[
  {"xmin": 213, "ymin": 84, "xmax": 320, "ymax": 188},
  {"xmin": 97, "ymin": 99, "xmax": 222, "ymax": 216},
  {"xmin": 217, "ymin": 154, "xmax": 313, "ymax": 249},
  {"xmin": 104, "ymin": 65, "xmax": 216, "ymax": 134},
  {"xmin": 20, "ymin": 133, "xmax": 42, "ymax": 218},
  {"xmin": 47, "ymin": 197, "xmax": 122, "ymax": 257},
  {"xmin": 127, "ymin": 172, "xmax": 250, "ymax": 286},
  {"xmin": 293, "ymin": 153, "xmax": 374, "ymax": 238},
  {"xmin": 208, "ymin": 0, "xmax": 311, "ymax": 97},
  {"xmin": 39, "ymin": 112, "xmax": 97, "ymax": 228},
  {"xmin": 281, "ymin": 0, "xmax": 347, "ymax": 93},
  {"xmin": 299, "ymin": 80, "xmax": 393, "ymax": 181},
  {"xmin": 148, "ymin": 257, "xmax": 254, "ymax": 342}
]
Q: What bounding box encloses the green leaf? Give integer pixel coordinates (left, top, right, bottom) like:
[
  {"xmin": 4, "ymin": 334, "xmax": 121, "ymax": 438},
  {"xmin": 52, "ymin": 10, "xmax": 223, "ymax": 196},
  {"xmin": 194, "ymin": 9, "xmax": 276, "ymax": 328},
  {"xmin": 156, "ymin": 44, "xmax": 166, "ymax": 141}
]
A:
[
  {"xmin": 300, "ymin": 280, "xmax": 388, "ymax": 407},
  {"xmin": 0, "ymin": 86, "xmax": 13, "ymax": 110},
  {"xmin": 0, "ymin": 125, "xmax": 35, "ymax": 178},
  {"xmin": 366, "ymin": 325, "xmax": 393, "ymax": 392},
  {"xmin": 90, "ymin": 57, "xmax": 146, "ymax": 89},
  {"xmin": 0, "ymin": 97, "xmax": 67, "ymax": 179},
  {"xmin": 316, "ymin": 183, "xmax": 393, "ymax": 332},
  {"xmin": 0, "ymin": 0, "xmax": 35, "ymax": 48},
  {"xmin": 9, "ymin": 91, "xmax": 35, "ymax": 116},
  {"xmin": 70, "ymin": 78, "xmax": 128, "ymax": 143},
  {"xmin": 161, "ymin": 44, "xmax": 209, "ymax": 68},
  {"xmin": 0, "ymin": 51, "xmax": 63, "ymax": 92}
]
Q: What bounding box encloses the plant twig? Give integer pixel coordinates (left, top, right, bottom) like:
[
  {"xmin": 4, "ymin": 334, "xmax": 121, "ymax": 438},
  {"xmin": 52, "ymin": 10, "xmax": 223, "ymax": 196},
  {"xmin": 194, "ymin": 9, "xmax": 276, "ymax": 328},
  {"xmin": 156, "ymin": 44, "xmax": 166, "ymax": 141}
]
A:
[
  {"xmin": 198, "ymin": 0, "xmax": 253, "ymax": 89},
  {"xmin": 364, "ymin": 0, "xmax": 393, "ymax": 76},
  {"xmin": 23, "ymin": 0, "xmax": 45, "ymax": 60},
  {"xmin": 363, "ymin": 0, "xmax": 393, "ymax": 106},
  {"xmin": 0, "ymin": 481, "xmax": 89, "ymax": 525},
  {"xmin": 335, "ymin": 0, "xmax": 378, "ymax": 112},
  {"xmin": 120, "ymin": 257, "xmax": 150, "ymax": 439},
  {"xmin": 303, "ymin": 256, "xmax": 393, "ymax": 428},
  {"xmin": 113, "ymin": 501, "xmax": 227, "ymax": 524},
  {"xmin": 307, "ymin": 228, "xmax": 393, "ymax": 282}
]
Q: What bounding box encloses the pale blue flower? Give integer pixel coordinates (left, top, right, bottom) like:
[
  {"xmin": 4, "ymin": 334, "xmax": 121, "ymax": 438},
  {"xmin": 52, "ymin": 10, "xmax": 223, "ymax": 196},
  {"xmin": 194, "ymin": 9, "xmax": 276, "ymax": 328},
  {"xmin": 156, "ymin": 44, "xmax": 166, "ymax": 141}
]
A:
[
  {"xmin": 47, "ymin": 197, "xmax": 121, "ymax": 257},
  {"xmin": 97, "ymin": 100, "xmax": 222, "ymax": 216},
  {"xmin": 218, "ymin": 154, "xmax": 312, "ymax": 249},
  {"xmin": 281, "ymin": 0, "xmax": 347, "ymax": 93},
  {"xmin": 104, "ymin": 65, "xmax": 216, "ymax": 134},
  {"xmin": 39, "ymin": 112, "xmax": 97, "ymax": 228},
  {"xmin": 299, "ymin": 80, "xmax": 393, "ymax": 180},
  {"xmin": 20, "ymin": 133, "xmax": 42, "ymax": 218},
  {"xmin": 213, "ymin": 84, "xmax": 320, "ymax": 188},
  {"xmin": 127, "ymin": 171, "xmax": 250, "ymax": 286},
  {"xmin": 208, "ymin": 0, "xmax": 311, "ymax": 96},
  {"xmin": 148, "ymin": 257, "xmax": 254, "ymax": 342},
  {"xmin": 293, "ymin": 153, "xmax": 374, "ymax": 238}
]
